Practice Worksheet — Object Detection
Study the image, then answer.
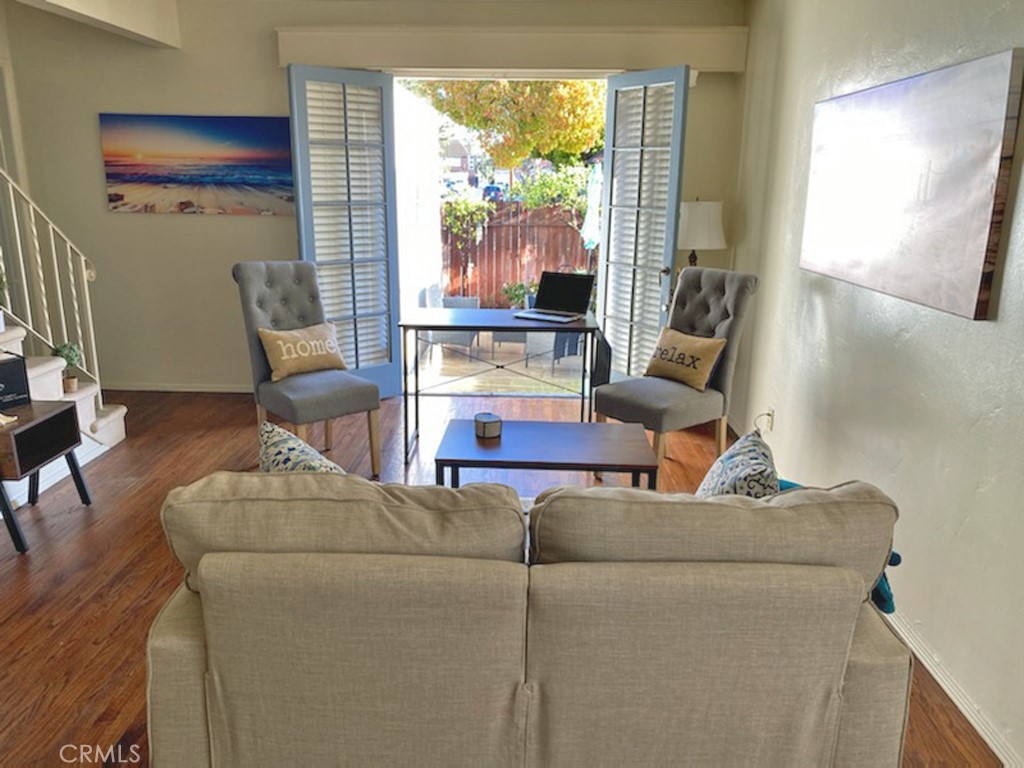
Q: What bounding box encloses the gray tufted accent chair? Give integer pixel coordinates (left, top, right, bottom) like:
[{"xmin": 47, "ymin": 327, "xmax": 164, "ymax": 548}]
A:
[
  {"xmin": 593, "ymin": 267, "xmax": 759, "ymax": 464},
  {"xmin": 232, "ymin": 261, "xmax": 382, "ymax": 477}
]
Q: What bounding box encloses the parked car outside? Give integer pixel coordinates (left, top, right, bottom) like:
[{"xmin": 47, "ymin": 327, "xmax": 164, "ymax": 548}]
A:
[{"xmin": 482, "ymin": 184, "xmax": 506, "ymax": 202}]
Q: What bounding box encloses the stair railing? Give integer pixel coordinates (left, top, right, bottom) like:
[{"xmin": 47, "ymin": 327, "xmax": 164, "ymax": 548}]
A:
[{"xmin": 0, "ymin": 166, "xmax": 104, "ymax": 410}]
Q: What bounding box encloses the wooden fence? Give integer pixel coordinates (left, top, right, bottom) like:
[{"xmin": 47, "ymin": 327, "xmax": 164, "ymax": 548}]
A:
[{"xmin": 442, "ymin": 201, "xmax": 597, "ymax": 306}]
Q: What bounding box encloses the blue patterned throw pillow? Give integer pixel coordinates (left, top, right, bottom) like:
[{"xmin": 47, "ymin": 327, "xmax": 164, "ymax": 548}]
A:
[
  {"xmin": 258, "ymin": 421, "xmax": 346, "ymax": 474},
  {"xmin": 696, "ymin": 430, "xmax": 779, "ymax": 498}
]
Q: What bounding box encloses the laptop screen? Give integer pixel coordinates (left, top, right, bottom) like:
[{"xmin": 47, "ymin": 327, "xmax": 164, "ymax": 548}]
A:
[{"xmin": 533, "ymin": 271, "xmax": 595, "ymax": 314}]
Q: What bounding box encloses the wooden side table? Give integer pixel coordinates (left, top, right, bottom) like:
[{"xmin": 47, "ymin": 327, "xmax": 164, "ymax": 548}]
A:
[{"xmin": 0, "ymin": 401, "xmax": 91, "ymax": 553}]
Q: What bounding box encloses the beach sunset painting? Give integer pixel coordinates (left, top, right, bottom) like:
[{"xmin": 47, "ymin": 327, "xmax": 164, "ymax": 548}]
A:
[{"xmin": 99, "ymin": 114, "xmax": 294, "ymax": 215}]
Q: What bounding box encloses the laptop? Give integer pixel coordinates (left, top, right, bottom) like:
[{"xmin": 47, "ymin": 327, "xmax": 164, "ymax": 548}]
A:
[{"xmin": 515, "ymin": 271, "xmax": 595, "ymax": 323}]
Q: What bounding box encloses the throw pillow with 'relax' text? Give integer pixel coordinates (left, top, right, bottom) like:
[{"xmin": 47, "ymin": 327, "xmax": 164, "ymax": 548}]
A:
[
  {"xmin": 258, "ymin": 322, "xmax": 346, "ymax": 382},
  {"xmin": 644, "ymin": 327, "xmax": 726, "ymax": 391}
]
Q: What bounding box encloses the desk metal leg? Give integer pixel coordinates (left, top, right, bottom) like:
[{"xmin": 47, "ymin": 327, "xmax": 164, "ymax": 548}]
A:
[
  {"xmin": 414, "ymin": 330, "xmax": 420, "ymax": 441},
  {"xmin": 28, "ymin": 472, "xmax": 39, "ymax": 505},
  {"xmin": 403, "ymin": 328, "xmax": 422, "ymax": 465},
  {"xmin": 579, "ymin": 331, "xmax": 588, "ymax": 422},
  {"xmin": 631, "ymin": 471, "xmax": 641, "ymax": 488},
  {"xmin": 66, "ymin": 452, "xmax": 92, "ymax": 505},
  {"xmin": 0, "ymin": 484, "xmax": 27, "ymax": 553},
  {"xmin": 435, "ymin": 462, "xmax": 444, "ymax": 486},
  {"xmin": 403, "ymin": 326, "xmax": 410, "ymax": 463},
  {"xmin": 451, "ymin": 466, "xmax": 460, "ymax": 488},
  {"xmin": 648, "ymin": 470, "xmax": 658, "ymax": 490}
]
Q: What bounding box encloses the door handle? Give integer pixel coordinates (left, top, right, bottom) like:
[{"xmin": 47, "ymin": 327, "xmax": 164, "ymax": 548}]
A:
[{"xmin": 658, "ymin": 267, "xmax": 671, "ymax": 283}]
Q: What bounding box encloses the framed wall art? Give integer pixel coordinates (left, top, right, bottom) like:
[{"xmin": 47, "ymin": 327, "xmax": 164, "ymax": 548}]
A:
[
  {"xmin": 99, "ymin": 114, "xmax": 294, "ymax": 216},
  {"xmin": 800, "ymin": 49, "xmax": 1023, "ymax": 319}
]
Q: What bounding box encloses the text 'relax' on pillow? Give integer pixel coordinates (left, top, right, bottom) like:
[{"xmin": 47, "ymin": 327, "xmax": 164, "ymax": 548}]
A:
[
  {"xmin": 258, "ymin": 421, "xmax": 345, "ymax": 474},
  {"xmin": 644, "ymin": 327, "xmax": 727, "ymax": 392},
  {"xmin": 696, "ymin": 430, "xmax": 779, "ymax": 498},
  {"xmin": 258, "ymin": 322, "xmax": 346, "ymax": 382}
]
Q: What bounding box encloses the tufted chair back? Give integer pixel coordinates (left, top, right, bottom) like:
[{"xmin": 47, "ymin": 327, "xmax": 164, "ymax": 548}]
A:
[
  {"xmin": 232, "ymin": 261, "xmax": 327, "ymax": 392},
  {"xmin": 668, "ymin": 267, "xmax": 759, "ymax": 409}
]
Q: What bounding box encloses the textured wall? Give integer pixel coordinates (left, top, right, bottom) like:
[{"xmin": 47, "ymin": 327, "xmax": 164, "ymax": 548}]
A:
[
  {"xmin": 4, "ymin": 0, "xmax": 744, "ymax": 390},
  {"xmin": 733, "ymin": 0, "xmax": 1024, "ymax": 758}
]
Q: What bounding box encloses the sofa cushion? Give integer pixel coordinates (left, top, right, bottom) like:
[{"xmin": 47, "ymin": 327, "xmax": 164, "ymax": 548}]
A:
[
  {"xmin": 200, "ymin": 553, "xmax": 529, "ymax": 767},
  {"xmin": 526, "ymin": 562, "xmax": 863, "ymax": 766},
  {"xmin": 696, "ymin": 429, "xmax": 779, "ymax": 498},
  {"xmin": 258, "ymin": 421, "xmax": 345, "ymax": 474},
  {"xmin": 162, "ymin": 472, "xmax": 526, "ymax": 590},
  {"xmin": 529, "ymin": 481, "xmax": 896, "ymax": 591}
]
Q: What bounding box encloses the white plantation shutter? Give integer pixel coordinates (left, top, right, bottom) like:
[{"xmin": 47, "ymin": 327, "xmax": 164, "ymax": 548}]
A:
[
  {"xmin": 598, "ymin": 68, "xmax": 688, "ymax": 377},
  {"xmin": 289, "ymin": 66, "xmax": 401, "ymax": 395}
]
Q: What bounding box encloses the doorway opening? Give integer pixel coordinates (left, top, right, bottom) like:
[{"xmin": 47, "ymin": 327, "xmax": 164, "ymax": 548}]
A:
[
  {"xmin": 394, "ymin": 77, "xmax": 606, "ymax": 398},
  {"xmin": 288, "ymin": 65, "xmax": 688, "ymax": 400}
]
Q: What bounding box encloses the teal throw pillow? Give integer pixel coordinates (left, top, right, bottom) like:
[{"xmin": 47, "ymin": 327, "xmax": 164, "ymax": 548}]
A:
[
  {"xmin": 258, "ymin": 421, "xmax": 346, "ymax": 475},
  {"xmin": 696, "ymin": 430, "xmax": 779, "ymax": 498}
]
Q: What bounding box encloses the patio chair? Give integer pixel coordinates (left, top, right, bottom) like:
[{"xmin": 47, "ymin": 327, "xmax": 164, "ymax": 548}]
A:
[{"xmin": 419, "ymin": 284, "xmax": 481, "ymax": 359}]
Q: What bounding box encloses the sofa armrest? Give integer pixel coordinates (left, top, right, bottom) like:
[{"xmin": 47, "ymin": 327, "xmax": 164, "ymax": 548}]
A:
[
  {"xmin": 835, "ymin": 603, "xmax": 913, "ymax": 767},
  {"xmin": 147, "ymin": 584, "xmax": 210, "ymax": 768}
]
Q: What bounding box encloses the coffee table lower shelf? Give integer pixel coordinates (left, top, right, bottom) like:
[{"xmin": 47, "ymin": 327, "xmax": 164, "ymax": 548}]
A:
[{"xmin": 434, "ymin": 419, "xmax": 658, "ymax": 489}]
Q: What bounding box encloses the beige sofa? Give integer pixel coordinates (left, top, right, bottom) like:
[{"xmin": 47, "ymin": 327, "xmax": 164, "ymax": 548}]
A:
[{"xmin": 148, "ymin": 472, "xmax": 911, "ymax": 767}]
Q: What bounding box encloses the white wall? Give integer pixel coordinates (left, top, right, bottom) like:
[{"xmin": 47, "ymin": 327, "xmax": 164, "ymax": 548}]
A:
[
  {"xmin": 394, "ymin": 82, "xmax": 442, "ymax": 315},
  {"xmin": 733, "ymin": 0, "xmax": 1024, "ymax": 760},
  {"xmin": 0, "ymin": 1, "xmax": 27, "ymax": 183},
  {"xmin": 681, "ymin": 72, "xmax": 742, "ymax": 271},
  {"xmin": 4, "ymin": 0, "xmax": 746, "ymax": 391}
]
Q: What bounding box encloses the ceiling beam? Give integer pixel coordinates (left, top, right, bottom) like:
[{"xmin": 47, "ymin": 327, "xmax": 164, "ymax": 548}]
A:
[{"xmin": 277, "ymin": 25, "xmax": 748, "ymax": 75}]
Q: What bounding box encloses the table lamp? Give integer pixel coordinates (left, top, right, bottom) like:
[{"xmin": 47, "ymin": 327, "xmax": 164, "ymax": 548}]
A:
[{"xmin": 677, "ymin": 200, "xmax": 726, "ymax": 266}]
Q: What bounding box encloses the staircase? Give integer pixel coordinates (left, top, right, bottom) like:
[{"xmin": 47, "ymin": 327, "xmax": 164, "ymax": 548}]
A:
[{"xmin": 0, "ymin": 166, "xmax": 127, "ymax": 461}]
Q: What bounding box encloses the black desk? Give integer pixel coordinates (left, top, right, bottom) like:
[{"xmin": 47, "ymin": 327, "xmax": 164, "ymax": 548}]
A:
[{"xmin": 399, "ymin": 309, "xmax": 601, "ymax": 463}]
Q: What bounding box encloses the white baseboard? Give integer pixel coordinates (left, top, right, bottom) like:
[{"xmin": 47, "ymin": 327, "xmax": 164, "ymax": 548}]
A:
[
  {"xmin": 102, "ymin": 381, "xmax": 250, "ymax": 393},
  {"xmin": 5, "ymin": 438, "xmax": 109, "ymax": 508},
  {"xmin": 886, "ymin": 611, "xmax": 1022, "ymax": 767}
]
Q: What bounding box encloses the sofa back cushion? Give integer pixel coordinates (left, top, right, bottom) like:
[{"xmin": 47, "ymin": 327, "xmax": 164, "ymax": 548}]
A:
[
  {"xmin": 200, "ymin": 553, "xmax": 530, "ymax": 767},
  {"xmin": 526, "ymin": 561, "xmax": 863, "ymax": 766},
  {"xmin": 529, "ymin": 481, "xmax": 896, "ymax": 590},
  {"xmin": 162, "ymin": 472, "xmax": 525, "ymax": 590}
]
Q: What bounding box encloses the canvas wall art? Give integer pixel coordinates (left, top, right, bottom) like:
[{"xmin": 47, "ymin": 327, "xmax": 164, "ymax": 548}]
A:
[
  {"xmin": 99, "ymin": 114, "xmax": 294, "ymax": 216},
  {"xmin": 800, "ymin": 49, "xmax": 1023, "ymax": 319}
]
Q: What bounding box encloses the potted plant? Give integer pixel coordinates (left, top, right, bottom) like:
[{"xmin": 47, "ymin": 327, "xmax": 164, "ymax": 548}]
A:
[
  {"xmin": 51, "ymin": 342, "xmax": 82, "ymax": 393},
  {"xmin": 500, "ymin": 279, "xmax": 538, "ymax": 309}
]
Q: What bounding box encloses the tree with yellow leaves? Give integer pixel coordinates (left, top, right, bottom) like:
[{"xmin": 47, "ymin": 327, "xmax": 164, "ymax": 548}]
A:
[{"xmin": 409, "ymin": 80, "xmax": 606, "ymax": 168}]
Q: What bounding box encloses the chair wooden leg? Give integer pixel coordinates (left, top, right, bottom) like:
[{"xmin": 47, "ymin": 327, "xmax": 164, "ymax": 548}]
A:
[
  {"xmin": 324, "ymin": 419, "xmax": 334, "ymax": 452},
  {"xmin": 256, "ymin": 404, "xmax": 267, "ymax": 428},
  {"xmin": 296, "ymin": 423, "xmax": 309, "ymax": 443},
  {"xmin": 716, "ymin": 416, "xmax": 729, "ymax": 456},
  {"xmin": 653, "ymin": 432, "xmax": 667, "ymax": 463},
  {"xmin": 367, "ymin": 409, "xmax": 382, "ymax": 479}
]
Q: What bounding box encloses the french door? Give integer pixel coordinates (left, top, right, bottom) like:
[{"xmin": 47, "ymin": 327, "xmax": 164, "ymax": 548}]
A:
[
  {"xmin": 288, "ymin": 65, "xmax": 402, "ymax": 397},
  {"xmin": 597, "ymin": 66, "xmax": 689, "ymax": 377},
  {"xmin": 289, "ymin": 64, "xmax": 688, "ymax": 392}
]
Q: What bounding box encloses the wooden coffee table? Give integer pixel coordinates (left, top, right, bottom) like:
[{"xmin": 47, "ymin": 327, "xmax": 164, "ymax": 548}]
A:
[{"xmin": 435, "ymin": 419, "xmax": 658, "ymax": 489}]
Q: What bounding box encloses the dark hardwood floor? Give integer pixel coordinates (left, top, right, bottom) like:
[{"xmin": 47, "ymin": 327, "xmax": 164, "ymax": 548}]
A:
[{"xmin": 0, "ymin": 391, "xmax": 1002, "ymax": 766}]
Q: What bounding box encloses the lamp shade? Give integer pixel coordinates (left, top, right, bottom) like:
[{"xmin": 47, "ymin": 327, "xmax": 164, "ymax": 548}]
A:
[{"xmin": 677, "ymin": 201, "xmax": 727, "ymax": 250}]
